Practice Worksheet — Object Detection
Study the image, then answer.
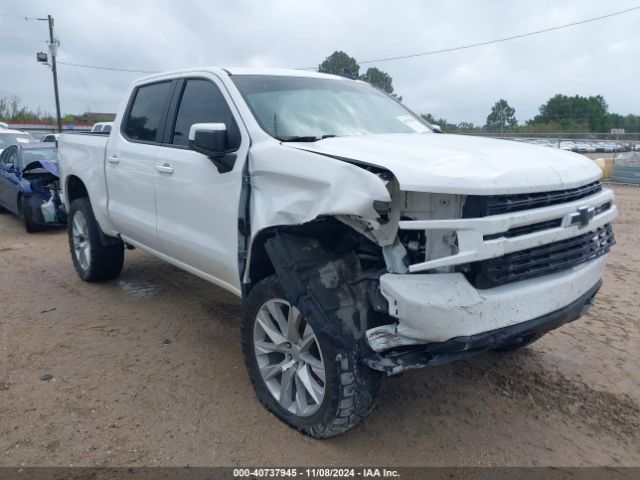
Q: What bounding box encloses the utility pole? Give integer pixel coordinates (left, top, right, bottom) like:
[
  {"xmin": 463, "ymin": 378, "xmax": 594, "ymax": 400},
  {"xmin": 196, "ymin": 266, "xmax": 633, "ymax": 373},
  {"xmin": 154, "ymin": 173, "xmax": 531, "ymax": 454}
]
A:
[{"xmin": 38, "ymin": 15, "xmax": 62, "ymax": 132}]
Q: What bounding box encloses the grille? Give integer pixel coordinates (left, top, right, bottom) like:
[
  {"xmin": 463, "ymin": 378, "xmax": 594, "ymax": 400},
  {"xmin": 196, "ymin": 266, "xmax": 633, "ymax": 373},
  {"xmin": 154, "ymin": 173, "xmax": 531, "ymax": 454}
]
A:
[
  {"xmin": 463, "ymin": 181, "xmax": 602, "ymax": 217},
  {"xmin": 484, "ymin": 219, "xmax": 563, "ymax": 241},
  {"xmin": 468, "ymin": 224, "xmax": 615, "ymax": 289},
  {"xmin": 483, "ymin": 202, "xmax": 611, "ymax": 241}
]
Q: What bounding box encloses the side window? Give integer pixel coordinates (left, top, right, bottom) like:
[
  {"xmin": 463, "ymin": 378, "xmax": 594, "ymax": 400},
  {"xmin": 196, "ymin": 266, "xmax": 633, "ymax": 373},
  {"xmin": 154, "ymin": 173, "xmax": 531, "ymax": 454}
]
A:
[
  {"xmin": 171, "ymin": 79, "xmax": 240, "ymax": 147},
  {"xmin": 103, "ymin": 125, "xmax": 112, "ymax": 133},
  {"xmin": 0, "ymin": 150, "xmax": 7, "ymax": 165},
  {"xmin": 124, "ymin": 81, "xmax": 173, "ymax": 142}
]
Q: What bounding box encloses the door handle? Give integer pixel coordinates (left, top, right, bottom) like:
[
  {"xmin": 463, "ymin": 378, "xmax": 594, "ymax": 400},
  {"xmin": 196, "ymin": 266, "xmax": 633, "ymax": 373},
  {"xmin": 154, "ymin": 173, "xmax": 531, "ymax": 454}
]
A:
[
  {"xmin": 156, "ymin": 163, "xmax": 174, "ymax": 174},
  {"xmin": 106, "ymin": 155, "xmax": 120, "ymax": 164}
]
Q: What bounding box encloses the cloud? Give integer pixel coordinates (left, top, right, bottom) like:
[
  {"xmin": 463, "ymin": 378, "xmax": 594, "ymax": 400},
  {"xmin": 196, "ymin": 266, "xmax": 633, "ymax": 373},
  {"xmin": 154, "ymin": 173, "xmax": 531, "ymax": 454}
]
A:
[{"xmin": 1, "ymin": 0, "xmax": 638, "ymax": 125}]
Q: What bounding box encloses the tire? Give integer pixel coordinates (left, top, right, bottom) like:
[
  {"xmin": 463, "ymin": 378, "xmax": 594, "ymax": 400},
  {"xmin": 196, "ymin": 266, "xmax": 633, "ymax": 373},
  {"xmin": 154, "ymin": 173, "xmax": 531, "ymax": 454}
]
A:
[
  {"xmin": 68, "ymin": 197, "xmax": 124, "ymax": 282},
  {"xmin": 20, "ymin": 196, "xmax": 44, "ymax": 233},
  {"xmin": 241, "ymin": 275, "xmax": 381, "ymax": 438},
  {"xmin": 492, "ymin": 332, "xmax": 544, "ymax": 353}
]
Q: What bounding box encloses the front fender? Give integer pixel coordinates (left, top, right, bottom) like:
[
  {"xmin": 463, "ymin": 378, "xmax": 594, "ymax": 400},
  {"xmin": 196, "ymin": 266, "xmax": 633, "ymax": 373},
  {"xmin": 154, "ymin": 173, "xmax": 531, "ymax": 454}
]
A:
[{"xmin": 248, "ymin": 142, "xmax": 391, "ymax": 234}]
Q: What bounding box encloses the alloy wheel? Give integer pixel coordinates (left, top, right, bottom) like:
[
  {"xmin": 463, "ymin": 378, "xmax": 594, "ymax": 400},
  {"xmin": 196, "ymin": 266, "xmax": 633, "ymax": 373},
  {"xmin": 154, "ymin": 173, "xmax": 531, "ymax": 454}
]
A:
[
  {"xmin": 71, "ymin": 210, "xmax": 91, "ymax": 272},
  {"xmin": 253, "ymin": 298, "xmax": 326, "ymax": 417}
]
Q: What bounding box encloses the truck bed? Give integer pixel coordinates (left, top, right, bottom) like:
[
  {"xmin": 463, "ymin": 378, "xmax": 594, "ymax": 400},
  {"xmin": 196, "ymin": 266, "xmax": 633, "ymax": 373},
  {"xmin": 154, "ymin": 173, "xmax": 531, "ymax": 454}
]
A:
[{"xmin": 58, "ymin": 132, "xmax": 112, "ymax": 234}]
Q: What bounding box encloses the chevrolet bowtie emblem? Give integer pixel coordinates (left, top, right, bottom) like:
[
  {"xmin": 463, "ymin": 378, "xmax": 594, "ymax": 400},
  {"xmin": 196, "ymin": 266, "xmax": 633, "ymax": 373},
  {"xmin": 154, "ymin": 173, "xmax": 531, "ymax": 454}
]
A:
[{"xmin": 568, "ymin": 206, "xmax": 596, "ymax": 228}]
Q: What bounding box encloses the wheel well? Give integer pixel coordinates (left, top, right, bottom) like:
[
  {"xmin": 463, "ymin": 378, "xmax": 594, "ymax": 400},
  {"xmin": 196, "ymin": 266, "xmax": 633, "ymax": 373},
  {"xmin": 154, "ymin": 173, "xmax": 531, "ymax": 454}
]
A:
[
  {"xmin": 66, "ymin": 175, "xmax": 89, "ymax": 204},
  {"xmin": 245, "ymin": 217, "xmax": 384, "ymax": 295}
]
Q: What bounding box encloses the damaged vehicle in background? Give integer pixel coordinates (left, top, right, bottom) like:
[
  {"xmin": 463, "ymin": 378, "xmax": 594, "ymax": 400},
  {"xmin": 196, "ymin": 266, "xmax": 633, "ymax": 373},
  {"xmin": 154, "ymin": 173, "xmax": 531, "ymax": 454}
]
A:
[
  {"xmin": 57, "ymin": 67, "xmax": 617, "ymax": 438},
  {"xmin": 0, "ymin": 143, "xmax": 67, "ymax": 232}
]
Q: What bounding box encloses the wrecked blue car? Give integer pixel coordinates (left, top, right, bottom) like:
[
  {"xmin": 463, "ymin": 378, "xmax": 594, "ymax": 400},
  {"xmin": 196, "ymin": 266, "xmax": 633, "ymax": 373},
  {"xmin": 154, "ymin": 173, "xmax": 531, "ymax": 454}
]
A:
[{"xmin": 0, "ymin": 143, "xmax": 67, "ymax": 232}]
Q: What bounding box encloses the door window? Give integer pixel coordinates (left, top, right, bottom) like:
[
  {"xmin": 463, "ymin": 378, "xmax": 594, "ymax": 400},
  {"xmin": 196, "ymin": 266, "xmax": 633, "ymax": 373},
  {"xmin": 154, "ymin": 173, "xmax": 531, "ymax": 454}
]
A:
[
  {"xmin": 123, "ymin": 81, "xmax": 173, "ymax": 142},
  {"xmin": 171, "ymin": 79, "xmax": 240, "ymax": 147}
]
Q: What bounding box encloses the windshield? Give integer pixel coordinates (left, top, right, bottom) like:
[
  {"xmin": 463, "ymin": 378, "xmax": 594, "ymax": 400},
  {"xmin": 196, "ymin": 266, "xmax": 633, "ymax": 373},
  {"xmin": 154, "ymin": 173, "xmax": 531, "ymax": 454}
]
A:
[
  {"xmin": 231, "ymin": 75, "xmax": 431, "ymax": 141},
  {"xmin": 20, "ymin": 147, "xmax": 58, "ymax": 169},
  {"xmin": 0, "ymin": 133, "xmax": 34, "ymax": 149}
]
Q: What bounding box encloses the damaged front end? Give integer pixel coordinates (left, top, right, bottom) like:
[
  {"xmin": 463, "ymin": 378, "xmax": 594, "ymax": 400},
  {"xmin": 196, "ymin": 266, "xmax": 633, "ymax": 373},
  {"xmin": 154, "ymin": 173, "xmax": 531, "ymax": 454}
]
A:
[
  {"xmin": 244, "ymin": 142, "xmax": 614, "ymax": 377},
  {"xmin": 22, "ymin": 160, "xmax": 67, "ymax": 226}
]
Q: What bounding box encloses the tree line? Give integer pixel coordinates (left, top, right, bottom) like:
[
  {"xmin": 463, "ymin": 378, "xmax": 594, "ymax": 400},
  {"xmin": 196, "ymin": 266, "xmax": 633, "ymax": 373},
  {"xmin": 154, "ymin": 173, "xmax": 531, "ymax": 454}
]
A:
[
  {"xmin": 2, "ymin": 50, "xmax": 639, "ymax": 133},
  {"xmin": 318, "ymin": 51, "xmax": 639, "ymax": 134}
]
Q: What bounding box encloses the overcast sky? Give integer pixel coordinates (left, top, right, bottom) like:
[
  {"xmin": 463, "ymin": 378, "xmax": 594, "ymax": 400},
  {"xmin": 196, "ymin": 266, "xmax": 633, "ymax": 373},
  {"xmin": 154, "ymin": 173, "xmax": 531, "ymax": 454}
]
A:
[{"xmin": 1, "ymin": 0, "xmax": 639, "ymax": 125}]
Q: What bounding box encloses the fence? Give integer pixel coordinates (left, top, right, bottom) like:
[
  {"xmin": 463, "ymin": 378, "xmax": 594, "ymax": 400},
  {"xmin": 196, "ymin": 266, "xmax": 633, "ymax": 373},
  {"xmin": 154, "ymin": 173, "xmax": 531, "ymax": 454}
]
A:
[{"xmin": 611, "ymin": 151, "xmax": 640, "ymax": 185}]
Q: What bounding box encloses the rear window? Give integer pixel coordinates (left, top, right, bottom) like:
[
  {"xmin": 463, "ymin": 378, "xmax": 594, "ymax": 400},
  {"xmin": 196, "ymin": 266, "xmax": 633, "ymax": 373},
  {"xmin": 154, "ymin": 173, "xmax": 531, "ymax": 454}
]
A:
[
  {"xmin": 123, "ymin": 81, "xmax": 173, "ymax": 142},
  {"xmin": 20, "ymin": 148, "xmax": 58, "ymax": 168}
]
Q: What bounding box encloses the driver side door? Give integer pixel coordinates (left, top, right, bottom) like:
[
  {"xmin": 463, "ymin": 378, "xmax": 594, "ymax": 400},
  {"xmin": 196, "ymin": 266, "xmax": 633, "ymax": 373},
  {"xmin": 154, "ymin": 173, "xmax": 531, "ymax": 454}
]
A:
[{"xmin": 153, "ymin": 75, "xmax": 249, "ymax": 292}]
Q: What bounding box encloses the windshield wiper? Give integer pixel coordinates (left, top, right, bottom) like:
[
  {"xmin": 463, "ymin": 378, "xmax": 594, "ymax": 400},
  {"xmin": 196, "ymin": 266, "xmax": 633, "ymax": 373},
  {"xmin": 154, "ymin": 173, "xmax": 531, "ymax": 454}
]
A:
[
  {"xmin": 277, "ymin": 136, "xmax": 320, "ymax": 142},
  {"xmin": 277, "ymin": 134, "xmax": 339, "ymax": 142}
]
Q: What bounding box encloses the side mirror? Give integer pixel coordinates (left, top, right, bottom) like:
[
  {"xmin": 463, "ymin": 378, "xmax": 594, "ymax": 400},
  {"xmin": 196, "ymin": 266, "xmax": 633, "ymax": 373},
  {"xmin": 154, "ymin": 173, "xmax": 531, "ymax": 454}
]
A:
[
  {"xmin": 188, "ymin": 123, "xmax": 237, "ymax": 173},
  {"xmin": 5, "ymin": 163, "xmax": 15, "ymax": 173}
]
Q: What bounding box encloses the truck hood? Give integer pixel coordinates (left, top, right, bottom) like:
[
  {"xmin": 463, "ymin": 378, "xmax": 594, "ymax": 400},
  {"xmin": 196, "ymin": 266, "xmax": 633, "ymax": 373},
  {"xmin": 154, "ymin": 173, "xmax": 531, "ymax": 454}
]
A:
[{"xmin": 284, "ymin": 133, "xmax": 602, "ymax": 195}]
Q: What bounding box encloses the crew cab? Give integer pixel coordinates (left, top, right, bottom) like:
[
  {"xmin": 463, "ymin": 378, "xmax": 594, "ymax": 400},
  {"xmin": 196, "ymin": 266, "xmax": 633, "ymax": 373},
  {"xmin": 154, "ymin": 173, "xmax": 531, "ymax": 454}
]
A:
[{"xmin": 58, "ymin": 67, "xmax": 617, "ymax": 438}]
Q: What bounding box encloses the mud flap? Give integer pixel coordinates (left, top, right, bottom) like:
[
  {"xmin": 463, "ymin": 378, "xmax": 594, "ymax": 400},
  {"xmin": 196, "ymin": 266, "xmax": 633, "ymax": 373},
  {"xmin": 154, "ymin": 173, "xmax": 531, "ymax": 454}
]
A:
[{"xmin": 264, "ymin": 233, "xmax": 370, "ymax": 348}]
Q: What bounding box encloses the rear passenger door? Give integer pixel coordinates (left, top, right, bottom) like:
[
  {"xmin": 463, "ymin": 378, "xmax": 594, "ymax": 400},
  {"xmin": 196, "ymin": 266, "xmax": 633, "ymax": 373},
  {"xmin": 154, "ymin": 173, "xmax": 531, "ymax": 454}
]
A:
[
  {"xmin": 105, "ymin": 80, "xmax": 175, "ymax": 249},
  {"xmin": 154, "ymin": 75, "xmax": 248, "ymax": 291}
]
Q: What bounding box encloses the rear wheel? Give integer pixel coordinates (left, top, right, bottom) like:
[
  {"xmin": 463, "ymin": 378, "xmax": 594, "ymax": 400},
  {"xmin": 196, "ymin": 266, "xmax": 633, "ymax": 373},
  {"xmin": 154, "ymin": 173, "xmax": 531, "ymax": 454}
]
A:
[
  {"xmin": 68, "ymin": 197, "xmax": 124, "ymax": 281},
  {"xmin": 242, "ymin": 275, "xmax": 381, "ymax": 438}
]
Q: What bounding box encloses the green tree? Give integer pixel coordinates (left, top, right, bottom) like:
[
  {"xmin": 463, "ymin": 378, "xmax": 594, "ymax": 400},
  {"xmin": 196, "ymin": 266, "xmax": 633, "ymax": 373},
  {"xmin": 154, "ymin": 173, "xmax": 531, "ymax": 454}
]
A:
[
  {"xmin": 318, "ymin": 51, "xmax": 400, "ymax": 98},
  {"xmin": 485, "ymin": 99, "xmax": 517, "ymax": 133},
  {"xmin": 318, "ymin": 51, "xmax": 360, "ymax": 78},
  {"xmin": 533, "ymin": 94, "xmax": 610, "ymax": 132},
  {"xmin": 610, "ymin": 113, "xmax": 640, "ymax": 133},
  {"xmin": 362, "ymin": 67, "xmax": 394, "ymax": 94}
]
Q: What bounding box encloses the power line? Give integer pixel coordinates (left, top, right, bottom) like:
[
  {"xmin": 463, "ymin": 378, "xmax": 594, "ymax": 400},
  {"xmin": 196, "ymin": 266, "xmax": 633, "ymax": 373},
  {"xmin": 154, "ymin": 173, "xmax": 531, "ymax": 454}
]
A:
[
  {"xmin": 57, "ymin": 61, "xmax": 159, "ymax": 74},
  {"xmin": 58, "ymin": 47, "xmax": 99, "ymax": 112},
  {"xmin": 357, "ymin": 6, "xmax": 640, "ymax": 65}
]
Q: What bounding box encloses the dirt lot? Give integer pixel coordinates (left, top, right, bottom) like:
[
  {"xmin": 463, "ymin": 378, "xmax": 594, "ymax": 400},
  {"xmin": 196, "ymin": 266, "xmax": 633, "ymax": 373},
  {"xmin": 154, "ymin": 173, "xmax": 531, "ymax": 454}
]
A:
[{"xmin": 0, "ymin": 184, "xmax": 639, "ymax": 467}]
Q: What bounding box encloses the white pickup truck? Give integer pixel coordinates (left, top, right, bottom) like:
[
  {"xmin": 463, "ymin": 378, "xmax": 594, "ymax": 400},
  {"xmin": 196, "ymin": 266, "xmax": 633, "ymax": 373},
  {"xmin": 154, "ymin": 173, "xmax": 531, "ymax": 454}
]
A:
[{"xmin": 58, "ymin": 67, "xmax": 617, "ymax": 438}]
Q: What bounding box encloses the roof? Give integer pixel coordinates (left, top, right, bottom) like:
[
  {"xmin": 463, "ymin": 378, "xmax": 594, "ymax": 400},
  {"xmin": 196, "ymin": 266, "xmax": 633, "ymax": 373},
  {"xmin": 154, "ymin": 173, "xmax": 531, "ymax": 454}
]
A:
[
  {"xmin": 223, "ymin": 67, "xmax": 350, "ymax": 80},
  {"xmin": 19, "ymin": 142, "xmax": 57, "ymax": 150},
  {"xmin": 136, "ymin": 66, "xmax": 354, "ymax": 84},
  {"xmin": 0, "ymin": 128, "xmax": 31, "ymax": 135}
]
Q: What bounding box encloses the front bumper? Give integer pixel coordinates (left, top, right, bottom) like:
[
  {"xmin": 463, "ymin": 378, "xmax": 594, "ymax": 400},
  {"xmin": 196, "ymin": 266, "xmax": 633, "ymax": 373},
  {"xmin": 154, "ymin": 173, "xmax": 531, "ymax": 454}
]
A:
[
  {"xmin": 367, "ymin": 255, "xmax": 606, "ymax": 350},
  {"xmin": 364, "ymin": 279, "xmax": 601, "ymax": 375},
  {"xmin": 25, "ymin": 195, "xmax": 67, "ymax": 226}
]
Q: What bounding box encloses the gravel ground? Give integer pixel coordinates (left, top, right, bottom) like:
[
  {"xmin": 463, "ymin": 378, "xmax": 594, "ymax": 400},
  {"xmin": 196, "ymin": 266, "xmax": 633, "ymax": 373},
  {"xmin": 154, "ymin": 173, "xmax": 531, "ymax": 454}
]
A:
[{"xmin": 0, "ymin": 184, "xmax": 638, "ymax": 467}]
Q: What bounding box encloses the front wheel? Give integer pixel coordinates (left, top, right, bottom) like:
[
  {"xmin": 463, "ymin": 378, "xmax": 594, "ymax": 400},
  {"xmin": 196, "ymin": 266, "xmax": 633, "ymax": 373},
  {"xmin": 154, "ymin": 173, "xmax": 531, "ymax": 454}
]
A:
[
  {"xmin": 20, "ymin": 196, "xmax": 44, "ymax": 233},
  {"xmin": 68, "ymin": 197, "xmax": 124, "ymax": 281},
  {"xmin": 241, "ymin": 275, "xmax": 381, "ymax": 438}
]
